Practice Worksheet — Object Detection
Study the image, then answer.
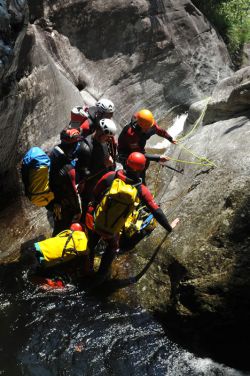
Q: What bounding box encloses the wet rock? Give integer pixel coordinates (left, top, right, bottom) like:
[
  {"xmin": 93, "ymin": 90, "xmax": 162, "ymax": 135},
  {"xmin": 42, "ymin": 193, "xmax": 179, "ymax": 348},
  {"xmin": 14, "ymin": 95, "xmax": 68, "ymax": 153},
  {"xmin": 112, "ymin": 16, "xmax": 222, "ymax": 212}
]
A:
[
  {"xmin": 0, "ymin": 0, "xmax": 27, "ymax": 80},
  {"xmin": 204, "ymin": 66, "xmax": 250, "ymax": 124},
  {"xmin": 129, "ymin": 67, "xmax": 250, "ymax": 369},
  {"xmin": 36, "ymin": 0, "xmax": 232, "ymax": 122},
  {"xmin": 241, "ymin": 42, "xmax": 250, "ymax": 68}
]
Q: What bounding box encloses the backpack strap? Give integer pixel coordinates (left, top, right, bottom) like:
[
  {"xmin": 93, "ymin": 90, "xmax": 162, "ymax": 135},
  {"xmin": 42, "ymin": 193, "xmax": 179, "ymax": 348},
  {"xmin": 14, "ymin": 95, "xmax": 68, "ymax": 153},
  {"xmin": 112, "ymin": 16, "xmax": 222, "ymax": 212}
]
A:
[
  {"xmin": 61, "ymin": 231, "xmax": 79, "ymax": 259},
  {"xmin": 107, "ymin": 136, "xmax": 117, "ymax": 161}
]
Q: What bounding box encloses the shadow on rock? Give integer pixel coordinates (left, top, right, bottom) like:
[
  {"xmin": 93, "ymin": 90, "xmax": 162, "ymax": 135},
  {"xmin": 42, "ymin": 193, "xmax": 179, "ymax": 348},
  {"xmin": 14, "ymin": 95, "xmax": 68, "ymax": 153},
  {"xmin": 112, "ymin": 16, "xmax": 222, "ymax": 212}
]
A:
[{"xmin": 157, "ymin": 195, "xmax": 250, "ymax": 372}]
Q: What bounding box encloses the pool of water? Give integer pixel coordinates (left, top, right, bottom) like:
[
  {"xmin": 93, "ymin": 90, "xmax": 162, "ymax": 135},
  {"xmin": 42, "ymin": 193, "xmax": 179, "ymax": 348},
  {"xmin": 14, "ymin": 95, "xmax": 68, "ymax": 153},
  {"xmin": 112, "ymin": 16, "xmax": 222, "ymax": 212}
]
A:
[{"xmin": 0, "ymin": 264, "xmax": 248, "ymax": 376}]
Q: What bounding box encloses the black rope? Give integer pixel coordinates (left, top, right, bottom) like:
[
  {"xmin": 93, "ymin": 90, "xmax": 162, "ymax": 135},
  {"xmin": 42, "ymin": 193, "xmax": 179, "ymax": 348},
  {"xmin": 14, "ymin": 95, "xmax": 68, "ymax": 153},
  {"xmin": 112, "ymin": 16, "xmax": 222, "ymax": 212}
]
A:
[
  {"xmin": 162, "ymin": 164, "xmax": 184, "ymax": 174},
  {"xmin": 103, "ymin": 233, "xmax": 169, "ymax": 290}
]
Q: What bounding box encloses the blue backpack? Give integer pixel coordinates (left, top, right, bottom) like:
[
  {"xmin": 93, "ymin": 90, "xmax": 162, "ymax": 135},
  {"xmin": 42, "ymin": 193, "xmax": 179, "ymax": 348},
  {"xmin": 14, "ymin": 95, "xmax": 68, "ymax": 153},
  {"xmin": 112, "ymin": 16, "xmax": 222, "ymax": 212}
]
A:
[{"xmin": 21, "ymin": 147, "xmax": 54, "ymax": 207}]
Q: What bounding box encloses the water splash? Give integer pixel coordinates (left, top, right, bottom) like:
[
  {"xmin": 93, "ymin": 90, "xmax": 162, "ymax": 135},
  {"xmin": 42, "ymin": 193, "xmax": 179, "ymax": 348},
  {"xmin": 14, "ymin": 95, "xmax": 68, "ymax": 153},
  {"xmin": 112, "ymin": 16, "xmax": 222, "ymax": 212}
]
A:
[{"xmin": 152, "ymin": 113, "xmax": 188, "ymax": 152}]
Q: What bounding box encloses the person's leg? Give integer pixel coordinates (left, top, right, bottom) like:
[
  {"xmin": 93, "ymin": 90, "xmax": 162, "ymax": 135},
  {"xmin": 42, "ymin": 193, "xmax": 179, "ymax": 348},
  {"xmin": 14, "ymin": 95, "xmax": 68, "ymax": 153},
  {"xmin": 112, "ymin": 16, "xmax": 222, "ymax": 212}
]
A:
[
  {"xmin": 87, "ymin": 230, "xmax": 100, "ymax": 272},
  {"xmin": 97, "ymin": 235, "xmax": 119, "ymax": 278},
  {"xmin": 52, "ymin": 204, "xmax": 74, "ymax": 236}
]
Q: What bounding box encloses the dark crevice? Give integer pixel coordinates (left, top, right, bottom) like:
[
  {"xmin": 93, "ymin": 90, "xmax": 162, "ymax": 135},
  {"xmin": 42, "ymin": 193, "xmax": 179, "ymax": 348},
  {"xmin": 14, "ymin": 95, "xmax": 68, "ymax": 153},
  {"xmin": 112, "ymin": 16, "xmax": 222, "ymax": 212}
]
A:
[{"xmin": 76, "ymin": 82, "xmax": 86, "ymax": 92}]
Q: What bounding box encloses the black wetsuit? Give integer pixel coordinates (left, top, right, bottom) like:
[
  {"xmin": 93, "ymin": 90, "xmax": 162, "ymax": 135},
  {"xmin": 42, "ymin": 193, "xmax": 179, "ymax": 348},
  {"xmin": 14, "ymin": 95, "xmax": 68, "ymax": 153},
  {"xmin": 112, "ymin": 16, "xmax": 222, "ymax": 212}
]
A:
[{"xmin": 49, "ymin": 144, "xmax": 82, "ymax": 235}]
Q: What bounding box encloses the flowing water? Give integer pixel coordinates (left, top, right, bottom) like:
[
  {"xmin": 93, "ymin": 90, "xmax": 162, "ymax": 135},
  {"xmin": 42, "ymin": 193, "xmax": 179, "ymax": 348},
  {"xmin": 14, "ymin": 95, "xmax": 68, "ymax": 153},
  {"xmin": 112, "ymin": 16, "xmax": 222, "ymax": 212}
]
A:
[
  {"xmin": 147, "ymin": 114, "xmax": 187, "ymax": 153},
  {"xmin": 0, "ymin": 265, "xmax": 248, "ymax": 376}
]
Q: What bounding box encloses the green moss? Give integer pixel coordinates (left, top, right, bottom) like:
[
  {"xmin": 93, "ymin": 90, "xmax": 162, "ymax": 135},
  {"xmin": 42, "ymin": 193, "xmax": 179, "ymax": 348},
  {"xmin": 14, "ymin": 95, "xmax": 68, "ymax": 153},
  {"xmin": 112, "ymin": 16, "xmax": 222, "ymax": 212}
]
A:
[{"xmin": 192, "ymin": 0, "xmax": 250, "ymax": 68}]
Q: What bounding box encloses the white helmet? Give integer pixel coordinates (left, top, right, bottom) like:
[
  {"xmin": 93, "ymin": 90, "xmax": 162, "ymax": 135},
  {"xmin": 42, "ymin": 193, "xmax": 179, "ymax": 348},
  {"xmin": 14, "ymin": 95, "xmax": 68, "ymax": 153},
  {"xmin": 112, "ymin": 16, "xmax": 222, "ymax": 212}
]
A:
[
  {"xmin": 98, "ymin": 118, "xmax": 117, "ymax": 135},
  {"xmin": 96, "ymin": 98, "xmax": 115, "ymax": 114}
]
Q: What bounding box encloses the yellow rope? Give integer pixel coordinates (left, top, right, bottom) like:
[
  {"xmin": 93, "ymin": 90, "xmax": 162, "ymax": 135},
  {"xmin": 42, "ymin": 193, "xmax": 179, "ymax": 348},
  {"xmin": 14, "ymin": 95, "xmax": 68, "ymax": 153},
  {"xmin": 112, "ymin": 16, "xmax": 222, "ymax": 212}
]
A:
[
  {"xmin": 177, "ymin": 144, "xmax": 217, "ymax": 167},
  {"xmin": 177, "ymin": 97, "xmax": 211, "ymax": 143},
  {"xmin": 168, "ymin": 156, "xmax": 214, "ymax": 167},
  {"xmin": 169, "ymin": 97, "xmax": 218, "ymax": 168}
]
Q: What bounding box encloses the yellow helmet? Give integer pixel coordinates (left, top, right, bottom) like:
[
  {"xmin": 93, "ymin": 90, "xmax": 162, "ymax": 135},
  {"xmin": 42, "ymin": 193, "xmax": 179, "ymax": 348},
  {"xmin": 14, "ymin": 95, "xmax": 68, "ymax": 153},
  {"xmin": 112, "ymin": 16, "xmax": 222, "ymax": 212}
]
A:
[{"xmin": 136, "ymin": 109, "xmax": 154, "ymax": 129}]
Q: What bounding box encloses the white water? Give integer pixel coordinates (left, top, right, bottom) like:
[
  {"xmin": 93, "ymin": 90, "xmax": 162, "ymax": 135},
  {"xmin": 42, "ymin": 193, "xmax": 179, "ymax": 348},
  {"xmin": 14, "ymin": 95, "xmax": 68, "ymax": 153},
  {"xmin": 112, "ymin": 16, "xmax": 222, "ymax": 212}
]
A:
[{"xmin": 148, "ymin": 113, "xmax": 187, "ymax": 153}]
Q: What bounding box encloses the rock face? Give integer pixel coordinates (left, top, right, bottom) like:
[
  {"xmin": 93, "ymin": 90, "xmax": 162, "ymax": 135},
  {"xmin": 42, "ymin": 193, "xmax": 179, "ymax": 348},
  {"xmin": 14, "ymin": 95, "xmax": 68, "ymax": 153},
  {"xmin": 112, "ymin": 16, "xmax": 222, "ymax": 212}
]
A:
[
  {"xmin": 0, "ymin": 0, "xmax": 232, "ymax": 207},
  {"xmin": 0, "ymin": 0, "xmax": 26, "ymax": 81},
  {"xmin": 242, "ymin": 42, "xmax": 250, "ymax": 68},
  {"xmin": 203, "ymin": 66, "xmax": 250, "ymax": 124},
  {"xmin": 125, "ymin": 66, "xmax": 250, "ymax": 370}
]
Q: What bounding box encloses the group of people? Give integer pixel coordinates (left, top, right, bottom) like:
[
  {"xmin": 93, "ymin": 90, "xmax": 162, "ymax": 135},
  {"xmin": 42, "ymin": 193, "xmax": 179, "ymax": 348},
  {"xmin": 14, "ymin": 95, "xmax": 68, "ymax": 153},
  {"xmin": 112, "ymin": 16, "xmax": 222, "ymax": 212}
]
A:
[{"xmin": 42, "ymin": 98, "xmax": 180, "ymax": 281}]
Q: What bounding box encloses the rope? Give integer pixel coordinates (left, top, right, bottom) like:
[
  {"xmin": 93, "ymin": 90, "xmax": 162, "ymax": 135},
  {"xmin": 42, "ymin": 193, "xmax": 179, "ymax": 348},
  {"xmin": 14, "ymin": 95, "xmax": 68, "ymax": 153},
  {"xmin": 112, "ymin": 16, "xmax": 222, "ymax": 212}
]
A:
[
  {"xmin": 177, "ymin": 97, "xmax": 211, "ymax": 143},
  {"xmin": 167, "ymin": 156, "xmax": 213, "ymax": 167},
  {"xmin": 100, "ymin": 233, "xmax": 170, "ymax": 290},
  {"xmin": 177, "ymin": 144, "xmax": 217, "ymax": 167}
]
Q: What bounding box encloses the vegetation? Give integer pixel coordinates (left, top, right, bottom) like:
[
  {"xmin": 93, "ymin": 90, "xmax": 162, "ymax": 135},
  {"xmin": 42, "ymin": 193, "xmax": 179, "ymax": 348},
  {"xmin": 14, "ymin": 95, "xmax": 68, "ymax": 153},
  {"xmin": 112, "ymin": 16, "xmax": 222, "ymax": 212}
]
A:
[{"xmin": 192, "ymin": 0, "xmax": 250, "ymax": 68}]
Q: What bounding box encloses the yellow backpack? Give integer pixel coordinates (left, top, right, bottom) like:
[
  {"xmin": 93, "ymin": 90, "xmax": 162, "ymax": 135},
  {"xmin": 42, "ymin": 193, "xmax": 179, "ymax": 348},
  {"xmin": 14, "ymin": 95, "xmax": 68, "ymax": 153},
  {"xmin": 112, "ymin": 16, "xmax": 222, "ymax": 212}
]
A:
[
  {"xmin": 94, "ymin": 178, "xmax": 140, "ymax": 237},
  {"xmin": 28, "ymin": 167, "xmax": 54, "ymax": 206},
  {"xmin": 34, "ymin": 230, "xmax": 88, "ymax": 267},
  {"xmin": 21, "ymin": 147, "xmax": 54, "ymax": 207}
]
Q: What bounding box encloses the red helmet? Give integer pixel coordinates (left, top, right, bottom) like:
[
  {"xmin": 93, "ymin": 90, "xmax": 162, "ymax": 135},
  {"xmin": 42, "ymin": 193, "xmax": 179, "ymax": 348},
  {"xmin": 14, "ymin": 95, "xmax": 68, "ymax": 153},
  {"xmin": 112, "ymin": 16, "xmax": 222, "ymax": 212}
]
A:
[
  {"xmin": 70, "ymin": 223, "xmax": 84, "ymax": 232},
  {"xmin": 126, "ymin": 152, "xmax": 146, "ymax": 171},
  {"xmin": 60, "ymin": 129, "xmax": 82, "ymax": 144}
]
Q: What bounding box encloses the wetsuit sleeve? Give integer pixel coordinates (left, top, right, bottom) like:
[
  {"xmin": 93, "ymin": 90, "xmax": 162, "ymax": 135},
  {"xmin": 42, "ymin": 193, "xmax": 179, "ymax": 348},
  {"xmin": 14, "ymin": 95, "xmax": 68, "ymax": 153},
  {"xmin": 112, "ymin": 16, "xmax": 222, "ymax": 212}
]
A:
[
  {"xmin": 117, "ymin": 124, "xmax": 131, "ymax": 156},
  {"xmin": 139, "ymin": 185, "xmax": 172, "ymax": 232},
  {"xmin": 63, "ymin": 165, "xmax": 82, "ymax": 214},
  {"xmin": 68, "ymin": 167, "xmax": 78, "ymax": 194},
  {"xmin": 154, "ymin": 122, "xmax": 173, "ymax": 142},
  {"xmin": 153, "ymin": 208, "xmax": 172, "ymax": 233},
  {"xmin": 145, "ymin": 153, "xmax": 161, "ymax": 162}
]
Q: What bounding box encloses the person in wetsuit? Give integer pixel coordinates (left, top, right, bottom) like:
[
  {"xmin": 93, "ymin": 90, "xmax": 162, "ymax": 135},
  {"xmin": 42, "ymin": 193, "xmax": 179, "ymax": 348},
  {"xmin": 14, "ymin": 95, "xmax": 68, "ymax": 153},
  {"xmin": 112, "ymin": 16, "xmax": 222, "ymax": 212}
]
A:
[
  {"xmin": 86, "ymin": 151, "xmax": 179, "ymax": 282},
  {"xmin": 118, "ymin": 109, "xmax": 177, "ymax": 181},
  {"xmin": 49, "ymin": 129, "xmax": 83, "ymax": 236},
  {"xmin": 68, "ymin": 98, "xmax": 115, "ymax": 138},
  {"xmin": 75, "ymin": 118, "xmax": 117, "ymax": 214}
]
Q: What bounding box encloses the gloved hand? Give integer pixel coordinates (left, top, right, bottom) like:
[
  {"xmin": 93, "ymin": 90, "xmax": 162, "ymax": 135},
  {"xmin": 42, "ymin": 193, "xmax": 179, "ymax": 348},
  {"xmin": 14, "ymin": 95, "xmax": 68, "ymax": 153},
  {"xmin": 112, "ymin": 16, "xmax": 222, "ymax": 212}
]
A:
[{"xmin": 160, "ymin": 155, "xmax": 170, "ymax": 163}]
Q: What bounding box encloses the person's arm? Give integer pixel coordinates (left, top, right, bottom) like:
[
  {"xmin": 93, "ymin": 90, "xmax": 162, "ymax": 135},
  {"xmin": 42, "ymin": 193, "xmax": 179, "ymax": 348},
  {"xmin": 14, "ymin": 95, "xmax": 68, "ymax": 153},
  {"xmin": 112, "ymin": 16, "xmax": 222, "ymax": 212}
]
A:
[
  {"xmin": 65, "ymin": 166, "xmax": 82, "ymax": 219},
  {"xmin": 117, "ymin": 124, "xmax": 131, "ymax": 156},
  {"xmin": 154, "ymin": 123, "xmax": 177, "ymax": 144},
  {"xmin": 139, "ymin": 185, "xmax": 178, "ymax": 232},
  {"xmin": 145, "ymin": 153, "xmax": 170, "ymax": 163},
  {"xmin": 153, "ymin": 208, "xmax": 172, "ymax": 232}
]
